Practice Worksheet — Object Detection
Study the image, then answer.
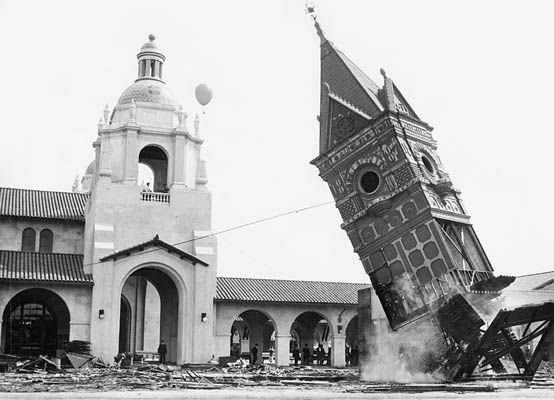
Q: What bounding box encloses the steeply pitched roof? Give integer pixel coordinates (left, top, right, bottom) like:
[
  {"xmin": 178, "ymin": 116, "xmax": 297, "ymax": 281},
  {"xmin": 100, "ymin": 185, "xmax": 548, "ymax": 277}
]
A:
[
  {"xmin": 320, "ymin": 39, "xmax": 383, "ymax": 120},
  {"xmin": 506, "ymin": 271, "xmax": 554, "ymax": 292},
  {"xmin": 100, "ymin": 235, "xmax": 208, "ymax": 266},
  {"xmin": 315, "ymin": 21, "xmax": 421, "ymax": 154},
  {"xmin": 0, "ymin": 251, "xmax": 93, "ymax": 285},
  {"xmin": 215, "ymin": 276, "xmax": 369, "ymax": 305},
  {"xmin": 0, "ymin": 187, "xmax": 88, "ymax": 221}
]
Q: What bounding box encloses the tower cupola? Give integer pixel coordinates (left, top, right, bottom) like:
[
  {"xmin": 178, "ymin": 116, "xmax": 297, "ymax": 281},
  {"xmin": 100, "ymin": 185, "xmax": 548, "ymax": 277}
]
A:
[{"xmin": 136, "ymin": 34, "xmax": 165, "ymax": 82}]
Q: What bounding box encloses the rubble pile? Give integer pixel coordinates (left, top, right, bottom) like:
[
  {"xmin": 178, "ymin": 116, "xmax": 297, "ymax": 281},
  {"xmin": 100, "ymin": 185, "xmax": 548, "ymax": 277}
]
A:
[
  {"xmin": 0, "ymin": 355, "xmax": 547, "ymax": 393},
  {"xmin": 0, "ymin": 355, "xmax": 364, "ymax": 393},
  {"xmin": 0, "ymin": 363, "xmax": 221, "ymax": 392}
]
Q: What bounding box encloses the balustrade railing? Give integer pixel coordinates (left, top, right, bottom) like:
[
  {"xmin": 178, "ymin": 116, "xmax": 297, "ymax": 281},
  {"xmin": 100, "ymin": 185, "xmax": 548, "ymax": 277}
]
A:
[
  {"xmin": 140, "ymin": 191, "xmax": 170, "ymax": 203},
  {"xmin": 449, "ymin": 269, "xmax": 494, "ymax": 289}
]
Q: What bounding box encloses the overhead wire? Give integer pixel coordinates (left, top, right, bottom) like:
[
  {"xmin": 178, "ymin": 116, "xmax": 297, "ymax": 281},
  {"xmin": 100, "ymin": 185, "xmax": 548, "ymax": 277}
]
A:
[{"xmin": 81, "ymin": 200, "xmax": 334, "ymax": 269}]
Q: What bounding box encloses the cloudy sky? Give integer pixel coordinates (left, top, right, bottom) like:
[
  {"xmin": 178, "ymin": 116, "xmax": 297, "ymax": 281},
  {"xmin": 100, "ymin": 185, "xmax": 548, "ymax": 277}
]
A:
[{"xmin": 1, "ymin": 0, "xmax": 553, "ymax": 283}]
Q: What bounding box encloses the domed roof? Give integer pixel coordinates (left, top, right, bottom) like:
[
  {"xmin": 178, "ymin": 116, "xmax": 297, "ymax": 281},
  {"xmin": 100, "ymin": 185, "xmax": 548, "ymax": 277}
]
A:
[
  {"xmin": 139, "ymin": 34, "xmax": 163, "ymax": 56},
  {"xmin": 117, "ymin": 79, "xmax": 177, "ymax": 106},
  {"xmin": 84, "ymin": 160, "xmax": 95, "ymax": 175}
]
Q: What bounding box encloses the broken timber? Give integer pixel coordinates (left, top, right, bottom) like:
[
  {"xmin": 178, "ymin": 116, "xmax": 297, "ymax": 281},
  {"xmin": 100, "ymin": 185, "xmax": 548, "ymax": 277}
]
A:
[{"xmin": 457, "ymin": 302, "xmax": 554, "ymax": 380}]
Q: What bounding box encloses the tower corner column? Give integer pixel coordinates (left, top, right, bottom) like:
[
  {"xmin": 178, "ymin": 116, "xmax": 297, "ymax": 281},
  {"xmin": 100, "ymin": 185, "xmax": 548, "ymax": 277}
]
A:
[
  {"xmin": 331, "ymin": 334, "xmax": 346, "ymax": 367},
  {"xmin": 214, "ymin": 332, "xmax": 230, "ymax": 361},
  {"xmin": 123, "ymin": 127, "xmax": 139, "ymax": 184},
  {"xmin": 275, "ymin": 334, "xmax": 291, "ymax": 367}
]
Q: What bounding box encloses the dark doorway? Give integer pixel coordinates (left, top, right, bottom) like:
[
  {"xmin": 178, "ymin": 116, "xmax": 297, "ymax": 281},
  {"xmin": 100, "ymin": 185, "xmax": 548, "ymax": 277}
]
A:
[
  {"xmin": 118, "ymin": 296, "xmax": 132, "ymax": 353},
  {"xmin": 2, "ymin": 289, "xmax": 69, "ymax": 357},
  {"xmin": 119, "ymin": 268, "xmax": 176, "ymax": 362},
  {"xmin": 230, "ymin": 310, "xmax": 276, "ymax": 364},
  {"xmin": 138, "ymin": 145, "xmax": 168, "ymax": 192}
]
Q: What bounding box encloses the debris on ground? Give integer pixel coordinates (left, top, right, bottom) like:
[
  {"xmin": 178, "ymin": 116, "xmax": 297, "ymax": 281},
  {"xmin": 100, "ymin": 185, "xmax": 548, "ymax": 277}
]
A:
[
  {"xmin": 0, "ymin": 358, "xmax": 552, "ymax": 393},
  {"xmin": 15, "ymin": 356, "xmax": 62, "ymax": 374}
]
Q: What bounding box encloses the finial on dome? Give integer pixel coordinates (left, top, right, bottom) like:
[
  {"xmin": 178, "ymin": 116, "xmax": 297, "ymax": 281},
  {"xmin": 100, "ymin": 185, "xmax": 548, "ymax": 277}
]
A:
[
  {"xmin": 72, "ymin": 175, "xmax": 80, "ymax": 193},
  {"xmin": 103, "ymin": 104, "xmax": 110, "ymax": 125},
  {"xmin": 177, "ymin": 106, "xmax": 188, "ymax": 129},
  {"xmin": 129, "ymin": 98, "xmax": 136, "ymax": 122},
  {"xmin": 380, "ymin": 68, "xmax": 387, "ymax": 78},
  {"xmin": 148, "ymin": 34, "xmax": 155, "ymax": 41},
  {"xmin": 194, "ymin": 114, "xmax": 200, "ymax": 137}
]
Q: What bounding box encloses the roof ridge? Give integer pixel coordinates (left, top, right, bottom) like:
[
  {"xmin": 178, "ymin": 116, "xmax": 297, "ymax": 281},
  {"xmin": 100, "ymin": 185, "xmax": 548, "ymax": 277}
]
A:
[
  {"xmin": 0, "ymin": 187, "xmax": 89, "ymax": 196},
  {"xmin": 0, "ymin": 250, "xmax": 83, "ymax": 257},
  {"xmin": 515, "ymin": 270, "xmax": 554, "ymax": 278},
  {"xmin": 216, "ymin": 276, "xmax": 369, "ymax": 286},
  {"xmin": 332, "ymin": 45, "xmax": 380, "ymax": 96},
  {"xmin": 100, "ymin": 236, "xmax": 208, "ymax": 266}
]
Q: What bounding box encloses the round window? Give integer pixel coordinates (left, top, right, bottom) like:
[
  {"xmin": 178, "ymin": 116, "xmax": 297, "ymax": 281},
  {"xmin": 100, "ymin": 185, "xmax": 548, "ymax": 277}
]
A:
[
  {"xmin": 421, "ymin": 155, "xmax": 435, "ymax": 174},
  {"xmin": 359, "ymin": 171, "xmax": 380, "ymax": 194}
]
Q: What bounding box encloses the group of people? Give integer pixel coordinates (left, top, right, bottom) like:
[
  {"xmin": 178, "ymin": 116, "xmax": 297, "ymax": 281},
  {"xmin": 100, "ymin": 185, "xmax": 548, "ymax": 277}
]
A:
[
  {"xmin": 291, "ymin": 343, "xmax": 330, "ymax": 366},
  {"xmin": 346, "ymin": 345, "xmax": 360, "ymax": 366},
  {"xmin": 158, "ymin": 340, "xmax": 360, "ymax": 367},
  {"xmin": 141, "ymin": 182, "xmax": 169, "ymax": 193}
]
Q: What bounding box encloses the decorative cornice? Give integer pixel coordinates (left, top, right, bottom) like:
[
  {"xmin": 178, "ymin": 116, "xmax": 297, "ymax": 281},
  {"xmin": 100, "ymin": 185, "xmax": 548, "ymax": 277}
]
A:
[
  {"xmin": 340, "ymin": 179, "xmax": 422, "ymax": 228},
  {"xmin": 327, "ymin": 91, "xmax": 372, "ymax": 120}
]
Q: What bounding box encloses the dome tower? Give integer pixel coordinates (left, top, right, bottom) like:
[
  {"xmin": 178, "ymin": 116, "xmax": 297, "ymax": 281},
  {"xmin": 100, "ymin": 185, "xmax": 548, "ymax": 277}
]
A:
[
  {"xmin": 137, "ymin": 34, "xmax": 165, "ymax": 82},
  {"xmin": 115, "ymin": 35, "xmax": 177, "ymax": 109},
  {"xmin": 91, "ymin": 34, "xmax": 206, "ymax": 189},
  {"xmin": 85, "ymin": 35, "xmax": 217, "ymax": 364}
]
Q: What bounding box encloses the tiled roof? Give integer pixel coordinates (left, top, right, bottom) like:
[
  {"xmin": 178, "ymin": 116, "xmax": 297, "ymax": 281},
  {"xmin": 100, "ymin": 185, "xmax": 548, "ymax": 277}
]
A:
[
  {"xmin": 321, "ymin": 40, "xmax": 383, "ymax": 119},
  {"xmin": 100, "ymin": 235, "xmax": 208, "ymax": 266},
  {"xmin": 0, "ymin": 187, "xmax": 88, "ymax": 221},
  {"xmin": 507, "ymin": 271, "xmax": 554, "ymax": 292},
  {"xmin": 0, "ymin": 251, "xmax": 93, "ymax": 285},
  {"xmin": 501, "ymin": 289, "xmax": 554, "ymax": 308},
  {"xmin": 215, "ymin": 277, "xmax": 370, "ymax": 305},
  {"xmin": 334, "ymin": 46, "xmax": 381, "ymax": 98}
]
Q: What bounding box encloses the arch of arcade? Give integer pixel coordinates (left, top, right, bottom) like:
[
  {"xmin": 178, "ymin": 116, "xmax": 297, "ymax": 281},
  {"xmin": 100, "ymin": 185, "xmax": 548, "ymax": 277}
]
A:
[
  {"xmin": 0, "ymin": 34, "xmax": 370, "ymax": 367},
  {"xmin": 215, "ymin": 278, "xmax": 364, "ymax": 367}
]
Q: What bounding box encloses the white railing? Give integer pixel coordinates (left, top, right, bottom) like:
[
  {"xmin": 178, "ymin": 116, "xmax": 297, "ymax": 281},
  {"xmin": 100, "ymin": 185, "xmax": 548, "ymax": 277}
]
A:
[{"xmin": 140, "ymin": 191, "xmax": 170, "ymax": 203}]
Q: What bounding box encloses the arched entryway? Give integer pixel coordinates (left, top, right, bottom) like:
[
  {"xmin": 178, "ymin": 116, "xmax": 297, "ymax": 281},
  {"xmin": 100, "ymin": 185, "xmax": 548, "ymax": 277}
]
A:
[
  {"xmin": 345, "ymin": 316, "xmax": 359, "ymax": 366},
  {"xmin": 119, "ymin": 267, "xmax": 175, "ymax": 362},
  {"xmin": 2, "ymin": 289, "xmax": 70, "ymax": 357},
  {"xmin": 290, "ymin": 311, "xmax": 332, "ymax": 366},
  {"xmin": 118, "ymin": 295, "xmax": 132, "ymax": 353},
  {"xmin": 230, "ymin": 310, "xmax": 276, "ymax": 365},
  {"xmin": 139, "ymin": 145, "xmax": 168, "ymax": 192}
]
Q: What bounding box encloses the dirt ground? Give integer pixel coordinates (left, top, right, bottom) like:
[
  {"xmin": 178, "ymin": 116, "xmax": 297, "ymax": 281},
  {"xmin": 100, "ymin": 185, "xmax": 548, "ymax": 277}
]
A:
[
  {"xmin": 1, "ymin": 388, "xmax": 554, "ymax": 400},
  {"xmin": 2, "ymin": 361, "xmax": 554, "ymax": 399}
]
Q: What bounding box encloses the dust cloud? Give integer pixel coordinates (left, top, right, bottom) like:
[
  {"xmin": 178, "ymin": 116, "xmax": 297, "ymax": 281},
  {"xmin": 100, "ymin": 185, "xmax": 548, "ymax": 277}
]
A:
[{"xmin": 361, "ymin": 319, "xmax": 445, "ymax": 383}]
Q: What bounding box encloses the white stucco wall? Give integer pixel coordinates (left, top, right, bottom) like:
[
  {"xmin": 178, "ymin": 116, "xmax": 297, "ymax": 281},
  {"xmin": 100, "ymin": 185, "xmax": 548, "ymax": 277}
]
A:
[{"xmin": 0, "ymin": 217, "xmax": 84, "ymax": 254}]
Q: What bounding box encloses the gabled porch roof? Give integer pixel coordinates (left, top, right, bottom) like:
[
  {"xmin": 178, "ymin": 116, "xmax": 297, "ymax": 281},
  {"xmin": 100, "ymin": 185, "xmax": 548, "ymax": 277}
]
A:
[{"xmin": 99, "ymin": 235, "xmax": 209, "ymax": 266}]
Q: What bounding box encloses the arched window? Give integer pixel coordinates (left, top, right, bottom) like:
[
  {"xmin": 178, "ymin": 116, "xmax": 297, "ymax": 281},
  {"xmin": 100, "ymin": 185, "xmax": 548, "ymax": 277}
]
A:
[
  {"xmin": 138, "ymin": 145, "xmax": 168, "ymax": 192},
  {"xmin": 39, "ymin": 229, "xmax": 53, "ymax": 253},
  {"xmin": 3, "ymin": 288, "xmax": 70, "ymax": 357},
  {"xmin": 21, "ymin": 228, "xmax": 36, "ymax": 252}
]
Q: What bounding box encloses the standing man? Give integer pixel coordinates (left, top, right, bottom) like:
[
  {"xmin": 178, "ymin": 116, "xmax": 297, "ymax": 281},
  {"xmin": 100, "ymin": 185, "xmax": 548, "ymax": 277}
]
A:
[
  {"xmin": 353, "ymin": 345, "xmax": 360, "ymax": 366},
  {"xmin": 302, "ymin": 344, "xmax": 311, "ymax": 365},
  {"xmin": 292, "ymin": 344, "xmax": 301, "ymax": 366},
  {"xmin": 251, "ymin": 343, "xmax": 259, "ymax": 365},
  {"xmin": 317, "ymin": 343, "xmax": 325, "ymax": 366},
  {"xmin": 157, "ymin": 340, "xmax": 167, "ymax": 364}
]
